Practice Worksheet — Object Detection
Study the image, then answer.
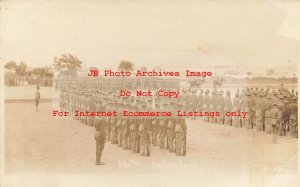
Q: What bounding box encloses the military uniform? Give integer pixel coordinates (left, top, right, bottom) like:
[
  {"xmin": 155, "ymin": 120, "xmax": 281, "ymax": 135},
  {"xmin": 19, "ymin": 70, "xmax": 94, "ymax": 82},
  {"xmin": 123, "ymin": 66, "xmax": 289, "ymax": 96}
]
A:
[
  {"xmin": 167, "ymin": 101, "xmax": 176, "ymax": 152},
  {"xmin": 138, "ymin": 100, "xmax": 151, "ymax": 156},
  {"xmin": 122, "ymin": 102, "xmax": 131, "ymax": 150},
  {"xmin": 151, "ymin": 102, "xmax": 160, "ymax": 146},
  {"xmin": 202, "ymin": 90, "xmax": 210, "ymax": 122},
  {"xmin": 224, "ymin": 90, "xmax": 232, "ymax": 125},
  {"xmin": 94, "ymin": 98, "xmax": 106, "ymax": 165},
  {"xmin": 288, "ymin": 97, "xmax": 298, "ymax": 138},
  {"xmin": 159, "ymin": 102, "xmax": 168, "ymax": 149},
  {"xmin": 175, "ymin": 102, "xmax": 187, "ymax": 156},
  {"xmin": 255, "ymin": 92, "xmax": 264, "ymax": 131},
  {"xmin": 130, "ymin": 101, "xmax": 140, "ymax": 153},
  {"xmin": 232, "ymin": 92, "xmax": 241, "ymax": 127},
  {"xmin": 264, "ymin": 95, "xmax": 272, "ymax": 133},
  {"xmin": 270, "ymin": 102, "xmax": 281, "ymax": 143}
]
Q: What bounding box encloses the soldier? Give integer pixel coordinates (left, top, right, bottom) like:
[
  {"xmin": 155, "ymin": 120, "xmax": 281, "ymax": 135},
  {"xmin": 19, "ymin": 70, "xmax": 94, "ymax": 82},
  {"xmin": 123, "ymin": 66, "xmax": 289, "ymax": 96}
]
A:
[
  {"xmin": 87, "ymin": 93, "xmax": 96, "ymax": 126},
  {"xmin": 224, "ymin": 90, "xmax": 232, "ymax": 125},
  {"xmin": 159, "ymin": 101, "xmax": 168, "ymax": 149},
  {"xmin": 35, "ymin": 85, "xmax": 41, "ymax": 112},
  {"xmin": 181, "ymin": 89, "xmax": 189, "ymax": 113},
  {"xmin": 151, "ymin": 102, "xmax": 160, "ymax": 146},
  {"xmin": 116, "ymin": 101, "xmax": 124, "ymax": 147},
  {"xmin": 105, "ymin": 98, "xmax": 112, "ymax": 141},
  {"xmin": 175, "ymin": 102, "xmax": 187, "ymax": 156},
  {"xmin": 94, "ymin": 97, "xmax": 106, "ymax": 165},
  {"xmin": 270, "ymin": 102, "xmax": 281, "ymax": 143},
  {"xmin": 122, "ymin": 101, "xmax": 131, "ymax": 150},
  {"xmin": 59, "ymin": 89, "xmax": 64, "ymax": 111},
  {"xmin": 282, "ymin": 94, "xmax": 290, "ymax": 136},
  {"xmin": 277, "ymin": 95, "xmax": 285, "ymax": 136},
  {"xmin": 197, "ymin": 89, "xmax": 204, "ymax": 119},
  {"xmin": 255, "ymin": 92, "xmax": 264, "ymax": 131},
  {"xmin": 202, "ymin": 90, "xmax": 210, "ymax": 122},
  {"xmin": 216, "ymin": 90, "xmax": 224, "ymax": 124},
  {"xmin": 83, "ymin": 92, "xmax": 90, "ymax": 125},
  {"xmin": 189, "ymin": 89, "xmax": 197, "ymax": 120},
  {"xmin": 209, "ymin": 90, "xmax": 217, "ymax": 123},
  {"xmin": 264, "ymin": 95, "xmax": 272, "ymax": 133},
  {"xmin": 288, "ymin": 96, "xmax": 298, "ymax": 138},
  {"xmin": 232, "ymin": 91, "xmax": 241, "ymax": 127},
  {"xmin": 130, "ymin": 100, "xmax": 140, "ymax": 153},
  {"xmin": 249, "ymin": 91, "xmax": 257, "ymax": 129},
  {"xmin": 240, "ymin": 90, "xmax": 248, "ymax": 128},
  {"xmin": 167, "ymin": 101, "xmax": 176, "ymax": 152},
  {"xmin": 110, "ymin": 101, "xmax": 118, "ymax": 144},
  {"xmin": 138, "ymin": 101, "xmax": 151, "ymax": 156}
]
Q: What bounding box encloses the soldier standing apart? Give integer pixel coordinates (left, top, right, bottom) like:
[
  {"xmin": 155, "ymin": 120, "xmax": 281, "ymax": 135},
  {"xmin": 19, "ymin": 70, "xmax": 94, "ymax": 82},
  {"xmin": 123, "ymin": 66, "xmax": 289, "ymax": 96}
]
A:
[
  {"xmin": 35, "ymin": 85, "xmax": 41, "ymax": 112},
  {"xmin": 94, "ymin": 98, "xmax": 106, "ymax": 165}
]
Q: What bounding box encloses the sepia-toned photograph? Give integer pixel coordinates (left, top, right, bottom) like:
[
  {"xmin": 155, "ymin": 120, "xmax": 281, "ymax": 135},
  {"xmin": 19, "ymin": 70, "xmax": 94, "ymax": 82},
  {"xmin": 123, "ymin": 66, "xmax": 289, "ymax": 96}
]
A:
[{"xmin": 1, "ymin": 1, "xmax": 299, "ymax": 187}]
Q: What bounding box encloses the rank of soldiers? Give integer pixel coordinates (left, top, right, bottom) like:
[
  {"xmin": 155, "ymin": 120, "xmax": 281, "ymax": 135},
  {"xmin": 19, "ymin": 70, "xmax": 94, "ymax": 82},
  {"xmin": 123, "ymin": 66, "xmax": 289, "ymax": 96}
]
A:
[{"xmin": 56, "ymin": 76, "xmax": 298, "ymax": 165}]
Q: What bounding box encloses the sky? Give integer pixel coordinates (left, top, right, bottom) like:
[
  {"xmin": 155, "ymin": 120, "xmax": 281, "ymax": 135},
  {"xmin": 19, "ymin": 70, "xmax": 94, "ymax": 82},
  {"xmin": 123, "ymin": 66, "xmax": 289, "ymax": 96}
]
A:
[{"xmin": 1, "ymin": 0, "xmax": 299, "ymax": 73}]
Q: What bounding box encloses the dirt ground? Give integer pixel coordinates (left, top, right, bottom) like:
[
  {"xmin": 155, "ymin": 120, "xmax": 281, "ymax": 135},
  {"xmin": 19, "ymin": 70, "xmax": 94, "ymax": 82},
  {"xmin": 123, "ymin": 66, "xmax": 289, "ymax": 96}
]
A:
[{"xmin": 3, "ymin": 101, "xmax": 299, "ymax": 186}]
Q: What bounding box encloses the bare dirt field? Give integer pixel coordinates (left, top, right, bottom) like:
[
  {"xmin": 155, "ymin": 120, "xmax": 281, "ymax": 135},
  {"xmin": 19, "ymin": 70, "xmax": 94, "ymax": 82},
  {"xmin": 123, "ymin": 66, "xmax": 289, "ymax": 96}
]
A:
[{"xmin": 4, "ymin": 101, "xmax": 299, "ymax": 186}]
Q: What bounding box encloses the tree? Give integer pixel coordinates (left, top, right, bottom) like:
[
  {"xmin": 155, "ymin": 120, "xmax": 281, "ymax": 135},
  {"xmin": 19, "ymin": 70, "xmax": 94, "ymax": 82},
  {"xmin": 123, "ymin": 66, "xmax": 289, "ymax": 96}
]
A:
[
  {"xmin": 118, "ymin": 60, "xmax": 134, "ymax": 71},
  {"xmin": 53, "ymin": 54, "xmax": 82, "ymax": 76},
  {"xmin": 15, "ymin": 61, "xmax": 27, "ymax": 85},
  {"xmin": 4, "ymin": 61, "xmax": 17, "ymax": 70}
]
